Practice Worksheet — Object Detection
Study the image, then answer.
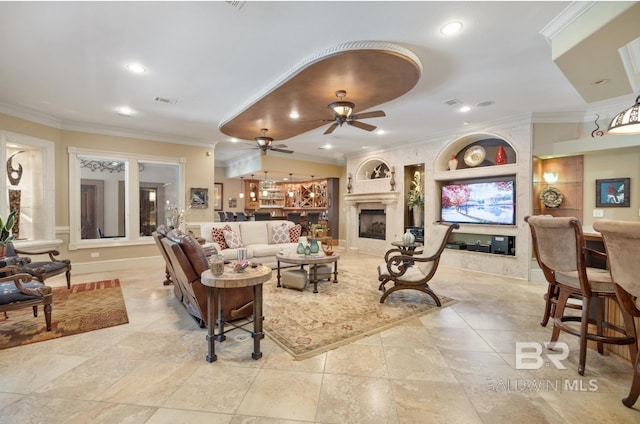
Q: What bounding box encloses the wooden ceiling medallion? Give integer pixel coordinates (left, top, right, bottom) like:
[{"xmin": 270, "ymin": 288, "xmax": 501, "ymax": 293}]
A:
[{"xmin": 219, "ymin": 41, "xmax": 422, "ymax": 141}]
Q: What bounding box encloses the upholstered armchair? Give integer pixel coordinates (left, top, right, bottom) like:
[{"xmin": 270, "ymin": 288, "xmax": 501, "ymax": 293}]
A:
[
  {"xmin": 377, "ymin": 222, "xmax": 458, "ymax": 305},
  {"xmin": 6, "ymin": 243, "xmax": 71, "ymax": 289},
  {"xmin": 0, "ymin": 266, "xmax": 53, "ymax": 331},
  {"xmin": 526, "ymin": 215, "xmax": 637, "ymax": 376},
  {"xmin": 161, "ymin": 228, "xmax": 254, "ymax": 328},
  {"xmin": 593, "ymin": 219, "xmax": 640, "ymax": 407}
]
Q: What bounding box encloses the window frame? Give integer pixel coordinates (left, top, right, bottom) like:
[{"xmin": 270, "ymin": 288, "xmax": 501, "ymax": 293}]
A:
[{"xmin": 68, "ymin": 146, "xmax": 185, "ymax": 250}]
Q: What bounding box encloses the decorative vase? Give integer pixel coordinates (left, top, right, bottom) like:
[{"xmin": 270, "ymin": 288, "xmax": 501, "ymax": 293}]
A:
[
  {"xmin": 448, "ymin": 155, "xmax": 458, "ymax": 171},
  {"xmin": 495, "ymin": 145, "xmax": 507, "ymax": 165},
  {"xmin": 296, "ymin": 242, "xmax": 305, "ymax": 254},
  {"xmin": 310, "ymin": 238, "xmax": 319, "ymax": 254},
  {"xmin": 402, "ymin": 229, "xmax": 415, "ymax": 245},
  {"xmin": 412, "ymin": 205, "xmax": 423, "ymax": 227},
  {"xmin": 304, "ymin": 245, "xmax": 311, "ymax": 255}
]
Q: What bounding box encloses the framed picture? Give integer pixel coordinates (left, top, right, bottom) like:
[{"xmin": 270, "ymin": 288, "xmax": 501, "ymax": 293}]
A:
[
  {"xmin": 213, "ymin": 183, "xmax": 223, "ymax": 211},
  {"xmin": 595, "ymin": 178, "xmax": 630, "ymax": 207},
  {"xmin": 190, "ymin": 187, "xmax": 208, "ymax": 209},
  {"xmin": 228, "ymin": 198, "xmax": 237, "ymax": 208}
]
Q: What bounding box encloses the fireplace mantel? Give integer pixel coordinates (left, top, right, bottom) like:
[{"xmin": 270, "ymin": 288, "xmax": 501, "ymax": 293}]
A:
[{"xmin": 344, "ymin": 192, "xmax": 400, "ymax": 205}]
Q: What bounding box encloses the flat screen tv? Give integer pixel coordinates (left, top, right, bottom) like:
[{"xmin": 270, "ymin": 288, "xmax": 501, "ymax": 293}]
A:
[{"xmin": 440, "ymin": 177, "xmax": 515, "ymax": 225}]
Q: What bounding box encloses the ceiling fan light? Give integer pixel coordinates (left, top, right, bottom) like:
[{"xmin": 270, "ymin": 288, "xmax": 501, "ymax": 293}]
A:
[
  {"xmin": 608, "ymin": 95, "xmax": 640, "ymax": 134},
  {"xmin": 330, "ymin": 101, "xmax": 355, "ymax": 117},
  {"xmin": 255, "ymin": 136, "xmax": 273, "ymax": 147}
]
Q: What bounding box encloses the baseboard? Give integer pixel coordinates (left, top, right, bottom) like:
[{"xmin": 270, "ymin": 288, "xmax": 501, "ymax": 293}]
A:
[
  {"xmin": 529, "ymin": 267, "xmax": 546, "ymax": 283},
  {"xmin": 72, "ymin": 256, "xmax": 165, "ymax": 274}
]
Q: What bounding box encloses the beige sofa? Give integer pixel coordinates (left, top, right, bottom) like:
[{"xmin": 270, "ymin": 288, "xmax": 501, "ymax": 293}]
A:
[{"xmin": 200, "ymin": 220, "xmax": 308, "ymax": 268}]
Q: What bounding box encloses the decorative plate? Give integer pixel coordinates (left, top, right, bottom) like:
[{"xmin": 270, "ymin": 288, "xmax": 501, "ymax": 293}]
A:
[
  {"xmin": 463, "ymin": 145, "xmax": 486, "ymax": 167},
  {"xmin": 540, "ymin": 187, "xmax": 564, "ymax": 208}
]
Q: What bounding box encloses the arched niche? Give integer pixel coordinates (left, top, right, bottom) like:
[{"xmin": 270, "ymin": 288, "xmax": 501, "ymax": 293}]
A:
[
  {"xmin": 435, "ymin": 133, "xmax": 517, "ymax": 172},
  {"xmin": 355, "ymin": 158, "xmax": 392, "ymax": 181}
]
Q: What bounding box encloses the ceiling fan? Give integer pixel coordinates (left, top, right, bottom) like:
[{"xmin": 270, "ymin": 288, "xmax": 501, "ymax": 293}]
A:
[
  {"xmin": 319, "ymin": 90, "xmax": 386, "ymax": 135},
  {"xmin": 252, "ymin": 128, "xmax": 293, "ymax": 154}
]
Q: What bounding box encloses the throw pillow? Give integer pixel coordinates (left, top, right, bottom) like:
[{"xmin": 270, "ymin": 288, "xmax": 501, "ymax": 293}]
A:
[
  {"xmin": 272, "ymin": 224, "xmax": 291, "ymax": 244},
  {"xmin": 289, "ymin": 224, "xmax": 302, "ymax": 243},
  {"xmin": 223, "ymin": 229, "xmax": 243, "ymax": 249},
  {"xmin": 211, "ymin": 225, "xmax": 231, "ymax": 250}
]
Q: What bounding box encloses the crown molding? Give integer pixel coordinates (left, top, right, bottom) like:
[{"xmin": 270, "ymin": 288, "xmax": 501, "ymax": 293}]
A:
[
  {"xmin": 0, "ymin": 101, "xmax": 63, "ymax": 129},
  {"xmin": 539, "ymin": 1, "xmax": 597, "ymax": 43}
]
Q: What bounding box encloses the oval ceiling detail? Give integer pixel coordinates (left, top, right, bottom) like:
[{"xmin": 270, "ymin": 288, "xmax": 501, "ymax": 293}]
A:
[{"xmin": 219, "ymin": 41, "xmax": 422, "ymax": 142}]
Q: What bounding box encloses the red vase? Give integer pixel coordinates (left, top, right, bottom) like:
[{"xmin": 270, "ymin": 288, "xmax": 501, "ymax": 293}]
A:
[{"xmin": 495, "ymin": 145, "xmax": 507, "ymax": 165}]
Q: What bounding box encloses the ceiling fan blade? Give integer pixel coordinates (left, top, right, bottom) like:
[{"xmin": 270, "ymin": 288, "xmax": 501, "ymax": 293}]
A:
[
  {"xmin": 271, "ymin": 148, "xmax": 294, "ymax": 154},
  {"xmin": 351, "ymin": 110, "xmax": 386, "ymax": 120},
  {"xmin": 348, "ymin": 120, "xmax": 377, "ymax": 132},
  {"xmin": 324, "ymin": 122, "xmax": 339, "ymax": 135},
  {"xmin": 272, "ymin": 143, "xmax": 288, "ymax": 149}
]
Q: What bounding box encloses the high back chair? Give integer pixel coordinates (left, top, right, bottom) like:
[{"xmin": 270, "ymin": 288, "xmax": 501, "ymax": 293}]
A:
[
  {"xmin": 287, "ymin": 212, "xmax": 301, "ymax": 225},
  {"xmin": 593, "ymin": 219, "xmax": 640, "ymax": 408},
  {"xmin": 236, "ymin": 211, "xmax": 247, "ymax": 221},
  {"xmin": 377, "ymin": 222, "xmax": 458, "ymax": 305},
  {"xmin": 254, "ymin": 212, "xmax": 271, "ymax": 221},
  {"xmin": 525, "ymin": 215, "xmax": 637, "ymax": 376},
  {"xmin": 217, "ymin": 211, "xmax": 226, "ymax": 222},
  {"xmin": 226, "ymin": 211, "xmax": 235, "ymax": 222}
]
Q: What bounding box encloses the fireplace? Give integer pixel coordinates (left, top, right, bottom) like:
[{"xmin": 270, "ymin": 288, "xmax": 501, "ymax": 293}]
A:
[{"xmin": 359, "ymin": 209, "xmax": 386, "ymax": 240}]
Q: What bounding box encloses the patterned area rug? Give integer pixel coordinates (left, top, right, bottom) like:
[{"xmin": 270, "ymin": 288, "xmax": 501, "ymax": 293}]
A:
[
  {"xmin": 263, "ymin": 270, "xmax": 455, "ymax": 360},
  {"xmin": 0, "ymin": 279, "xmax": 129, "ymax": 350}
]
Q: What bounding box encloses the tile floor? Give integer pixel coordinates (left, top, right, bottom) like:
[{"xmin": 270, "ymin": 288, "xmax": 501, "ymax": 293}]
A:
[{"xmin": 1, "ymin": 251, "xmax": 639, "ymax": 423}]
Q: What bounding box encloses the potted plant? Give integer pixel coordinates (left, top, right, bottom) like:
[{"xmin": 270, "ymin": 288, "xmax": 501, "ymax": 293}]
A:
[
  {"xmin": 0, "ymin": 210, "xmax": 17, "ymax": 257},
  {"xmin": 407, "ymin": 171, "xmax": 424, "ymax": 227}
]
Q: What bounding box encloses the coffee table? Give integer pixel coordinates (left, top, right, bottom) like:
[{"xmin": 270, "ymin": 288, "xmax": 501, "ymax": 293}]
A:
[
  {"xmin": 276, "ymin": 251, "xmax": 340, "ymax": 293},
  {"xmin": 201, "ymin": 265, "xmax": 272, "ymax": 363}
]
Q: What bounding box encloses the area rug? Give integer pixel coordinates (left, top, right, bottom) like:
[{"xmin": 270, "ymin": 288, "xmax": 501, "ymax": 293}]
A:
[
  {"xmin": 263, "ymin": 270, "xmax": 455, "ymax": 360},
  {"xmin": 0, "ymin": 279, "xmax": 129, "ymax": 350}
]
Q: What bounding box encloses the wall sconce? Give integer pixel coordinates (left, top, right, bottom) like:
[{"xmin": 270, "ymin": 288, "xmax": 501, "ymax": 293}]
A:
[
  {"xmin": 608, "ymin": 95, "xmax": 640, "ymax": 134},
  {"xmin": 543, "ymin": 172, "xmax": 559, "ymax": 184},
  {"xmin": 239, "ymin": 176, "xmax": 244, "ymax": 198}
]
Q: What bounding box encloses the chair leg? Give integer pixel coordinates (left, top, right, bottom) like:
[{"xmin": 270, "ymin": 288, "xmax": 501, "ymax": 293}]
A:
[
  {"xmin": 66, "ymin": 270, "xmax": 71, "ymax": 289},
  {"xmin": 550, "ymin": 289, "xmax": 570, "ymax": 345},
  {"xmin": 540, "ymin": 284, "xmax": 557, "ymax": 327},
  {"xmin": 32, "ymin": 305, "xmax": 38, "ymax": 317},
  {"xmin": 578, "ymin": 295, "xmax": 592, "ymax": 376},
  {"xmin": 44, "ymin": 303, "xmax": 52, "ymax": 331}
]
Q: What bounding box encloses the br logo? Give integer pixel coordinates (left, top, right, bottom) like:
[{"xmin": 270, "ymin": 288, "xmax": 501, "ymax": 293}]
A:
[{"xmin": 515, "ymin": 342, "xmax": 569, "ymax": 370}]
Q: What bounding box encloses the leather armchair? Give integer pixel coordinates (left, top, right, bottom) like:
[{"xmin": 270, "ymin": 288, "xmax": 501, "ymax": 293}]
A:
[
  {"xmin": 0, "ymin": 266, "xmax": 52, "ymax": 331},
  {"xmin": 161, "ymin": 229, "xmax": 254, "ymax": 328}
]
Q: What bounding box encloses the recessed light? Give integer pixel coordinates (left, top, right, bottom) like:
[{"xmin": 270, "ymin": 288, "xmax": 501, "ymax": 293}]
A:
[
  {"xmin": 459, "ymin": 105, "xmax": 471, "ymax": 113},
  {"xmin": 440, "ymin": 21, "xmax": 463, "ymax": 35},
  {"xmin": 376, "ymin": 129, "xmax": 385, "ymax": 135},
  {"xmin": 230, "ymin": 138, "xmax": 238, "ymax": 143},
  {"xmin": 117, "ymin": 106, "xmax": 133, "ymax": 116},
  {"xmin": 126, "ymin": 63, "xmax": 146, "ymax": 74},
  {"xmin": 323, "ymin": 144, "xmax": 332, "ymax": 149},
  {"xmin": 289, "ymin": 111, "xmax": 299, "ymax": 119}
]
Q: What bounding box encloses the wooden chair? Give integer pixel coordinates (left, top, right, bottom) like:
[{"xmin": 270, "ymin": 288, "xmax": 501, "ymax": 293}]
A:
[
  {"xmin": 593, "ymin": 219, "xmax": 640, "ymax": 407},
  {"xmin": 526, "ymin": 215, "xmax": 637, "ymax": 376},
  {"xmin": 377, "ymin": 222, "xmax": 458, "ymax": 305},
  {"xmin": 525, "ymin": 215, "xmax": 582, "ymax": 327},
  {"xmin": 0, "ymin": 266, "xmax": 53, "ymax": 331},
  {"xmin": 6, "ymin": 243, "xmax": 72, "ymax": 289}
]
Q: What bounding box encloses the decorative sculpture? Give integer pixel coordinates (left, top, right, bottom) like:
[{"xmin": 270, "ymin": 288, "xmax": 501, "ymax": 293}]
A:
[
  {"xmin": 7, "ymin": 151, "xmax": 24, "ymax": 239},
  {"xmin": 591, "ymin": 114, "xmax": 604, "ymax": 137}
]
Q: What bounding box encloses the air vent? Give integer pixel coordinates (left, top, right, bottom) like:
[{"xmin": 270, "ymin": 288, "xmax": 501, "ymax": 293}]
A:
[
  {"xmin": 154, "ymin": 96, "xmax": 178, "ymax": 105},
  {"xmin": 443, "ymin": 98, "xmax": 463, "ymax": 106},
  {"xmin": 226, "ymin": 1, "xmax": 246, "ymax": 9},
  {"xmin": 476, "ymin": 100, "xmax": 495, "ymax": 107}
]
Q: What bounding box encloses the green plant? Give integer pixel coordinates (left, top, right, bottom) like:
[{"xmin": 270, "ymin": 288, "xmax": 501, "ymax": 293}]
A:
[
  {"xmin": 407, "ymin": 171, "xmax": 424, "ymax": 209},
  {"xmin": 0, "ymin": 210, "xmax": 17, "ymax": 245}
]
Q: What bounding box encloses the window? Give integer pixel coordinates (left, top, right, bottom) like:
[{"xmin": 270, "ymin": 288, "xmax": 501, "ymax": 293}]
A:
[{"xmin": 68, "ymin": 147, "xmax": 185, "ymax": 249}]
